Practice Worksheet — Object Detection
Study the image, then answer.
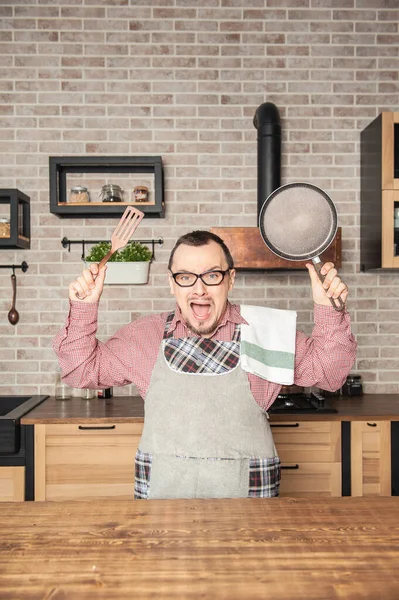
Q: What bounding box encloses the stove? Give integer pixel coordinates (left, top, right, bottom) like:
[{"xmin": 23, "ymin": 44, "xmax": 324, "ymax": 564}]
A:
[{"xmin": 268, "ymin": 392, "xmax": 337, "ymax": 414}]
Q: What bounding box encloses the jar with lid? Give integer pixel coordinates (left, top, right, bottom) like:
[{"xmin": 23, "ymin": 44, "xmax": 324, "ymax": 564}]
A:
[
  {"xmin": 0, "ymin": 218, "xmax": 10, "ymax": 238},
  {"xmin": 69, "ymin": 186, "xmax": 89, "ymax": 203},
  {"xmin": 134, "ymin": 185, "xmax": 148, "ymax": 203},
  {"xmin": 100, "ymin": 184, "xmax": 123, "ymax": 203}
]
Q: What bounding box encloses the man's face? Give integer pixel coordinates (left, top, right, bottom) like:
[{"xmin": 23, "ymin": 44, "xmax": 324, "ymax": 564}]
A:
[{"xmin": 168, "ymin": 241, "xmax": 236, "ymax": 337}]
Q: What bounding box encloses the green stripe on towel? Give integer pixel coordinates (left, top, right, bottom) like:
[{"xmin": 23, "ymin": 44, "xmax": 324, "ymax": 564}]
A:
[{"xmin": 241, "ymin": 341, "xmax": 295, "ymax": 370}]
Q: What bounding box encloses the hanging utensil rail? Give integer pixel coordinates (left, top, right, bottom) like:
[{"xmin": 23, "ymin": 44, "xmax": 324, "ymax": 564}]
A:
[
  {"xmin": 61, "ymin": 237, "xmax": 163, "ymax": 261},
  {"xmin": 0, "ymin": 261, "xmax": 29, "ymax": 273}
]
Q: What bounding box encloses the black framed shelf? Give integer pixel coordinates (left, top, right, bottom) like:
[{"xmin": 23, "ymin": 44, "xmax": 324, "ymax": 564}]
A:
[
  {"xmin": 0, "ymin": 189, "xmax": 30, "ymax": 249},
  {"xmin": 49, "ymin": 156, "xmax": 164, "ymax": 218}
]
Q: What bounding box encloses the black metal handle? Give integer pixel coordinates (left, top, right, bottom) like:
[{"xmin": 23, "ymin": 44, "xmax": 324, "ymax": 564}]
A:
[
  {"xmin": 281, "ymin": 464, "xmax": 299, "ymax": 470},
  {"xmin": 0, "ymin": 261, "xmax": 29, "ymax": 273},
  {"xmin": 367, "ymin": 422, "xmax": 377, "ymax": 427},
  {"xmin": 78, "ymin": 425, "xmax": 116, "ymax": 430},
  {"xmin": 270, "ymin": 423, "xmax": 300, "ymax": 428}
]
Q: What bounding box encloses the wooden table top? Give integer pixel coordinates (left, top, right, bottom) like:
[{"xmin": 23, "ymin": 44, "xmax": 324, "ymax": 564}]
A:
[
  {"xmin": 21, "ymin": 394, "xmax": 399, "ymax": 424},
  {"xmin": 1, "ymin": 497, "xmax": 399, "ymax": 599}
]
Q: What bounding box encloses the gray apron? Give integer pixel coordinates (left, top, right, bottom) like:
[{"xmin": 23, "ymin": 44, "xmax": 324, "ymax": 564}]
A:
[{"xmin": 134, "ymin": 312, "xmax": 280, "ymax": 499}]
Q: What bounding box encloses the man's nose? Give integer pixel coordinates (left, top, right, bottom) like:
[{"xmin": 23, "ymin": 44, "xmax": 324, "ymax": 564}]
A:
[{"xmin": 192, "ymin": 276, "xmax": 207, "ymax": 293}]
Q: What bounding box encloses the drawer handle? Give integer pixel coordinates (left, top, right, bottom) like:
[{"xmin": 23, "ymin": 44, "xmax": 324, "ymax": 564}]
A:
[
  {"xmin": 78, "ymin": 425, "xmax": 116, "ymax": 430},
  {"xmin": 367, "ymin": 422, "xmax": 377, "ymax": 427},
  {"xmin": 270, "ymin": 423, "xmax": 300, "ymax": 428},
  {"xmin": 281, "ymin": 464, "xmax": 299, "ymax": 470}
]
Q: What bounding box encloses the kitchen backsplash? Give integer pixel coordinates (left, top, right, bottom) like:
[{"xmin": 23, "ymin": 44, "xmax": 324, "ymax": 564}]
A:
[{"xmin": 0, "ymin": 1, "xmax": 398, "ymax": 395}]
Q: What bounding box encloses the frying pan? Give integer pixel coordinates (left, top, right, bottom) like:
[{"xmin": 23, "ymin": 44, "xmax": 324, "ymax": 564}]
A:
[{"xmin": 259, "ymin": 182, "xmax": 345, "ymax": 312}]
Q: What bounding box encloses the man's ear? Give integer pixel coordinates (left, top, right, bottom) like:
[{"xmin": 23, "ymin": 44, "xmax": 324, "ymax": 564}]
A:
[
  {"xmin": 168, "ymin": 271, "xmax": 175, "ymax": 295},
  {"xmin": 228, "ymin": 269, "xmax": 236, "ymax": 292}
]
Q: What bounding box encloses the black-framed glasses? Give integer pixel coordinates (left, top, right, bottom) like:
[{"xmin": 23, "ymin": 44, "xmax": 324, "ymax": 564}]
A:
[{"xmin": 171, "ymin": 269, "xmax": 230, "ymax": 288}]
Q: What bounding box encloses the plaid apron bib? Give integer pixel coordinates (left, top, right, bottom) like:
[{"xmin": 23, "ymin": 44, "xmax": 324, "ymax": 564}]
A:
[{"xmin": 135, "ymin": 311, "xmax": 280, "ymax": 499}]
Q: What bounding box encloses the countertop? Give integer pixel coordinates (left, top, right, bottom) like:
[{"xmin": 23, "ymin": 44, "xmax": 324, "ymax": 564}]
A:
[
  {"xmin": 1, "ymin": 496, "xmax": 399, "ymax": 599},
  {"xmin": 21, "ymin": 394, "xmax": 399, "ymax": 424}
]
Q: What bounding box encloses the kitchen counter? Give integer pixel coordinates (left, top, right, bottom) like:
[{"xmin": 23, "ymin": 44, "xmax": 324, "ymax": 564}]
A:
[
  {"xmin": 21, "ymin": 394, "xmax": 399, "ymax": 424},
  {"xmin": 1, "ymin": 496, "xmax": 399, "ymax": 599}
]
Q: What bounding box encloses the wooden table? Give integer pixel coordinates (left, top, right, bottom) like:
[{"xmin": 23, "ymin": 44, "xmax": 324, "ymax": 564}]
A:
[{"xmin": 1, "ymin": 497, "xmax": 399, "ymax": 599}]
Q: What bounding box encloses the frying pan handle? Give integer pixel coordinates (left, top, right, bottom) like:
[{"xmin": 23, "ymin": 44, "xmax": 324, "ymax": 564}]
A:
[{"xmin": 312, "ymin": 258, "xmax": 345, "ymax": 312}]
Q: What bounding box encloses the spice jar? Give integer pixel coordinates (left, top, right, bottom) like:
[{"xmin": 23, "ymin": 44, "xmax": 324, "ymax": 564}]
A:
[
  {"xmin": 134, "ymin": 185, "xmax": 148, "ymax": 203},
  {"xmin": 100, "ymin": 184, "xmax": 123, "ymax": 203},
  {"xmin": 69, "ymin": 186, "xmax": 89, "ymax": 203},
  {"xmin": 0, "ymin": 218, "xmax": 10, "ymax": 238}
]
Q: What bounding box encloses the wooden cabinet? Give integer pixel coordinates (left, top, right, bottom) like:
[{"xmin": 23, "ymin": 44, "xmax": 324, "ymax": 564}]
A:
[
  {"xmin": 271, "ymin": 421, "xmax": 342, "ymax": 497},
  {"xmin": 0, "ymin": 467, "xmax": 24, "ymax": 501},
  {"xmin": 361, "ymin": 111, "xmax": 399, "ymax": 270},
  {"xmin": 350, "ymin": 421, "xmax": 391, "ymax": 497},
  {"xmin": 34, "ymin": 423, "xmax": 142, "ymax": 501}
]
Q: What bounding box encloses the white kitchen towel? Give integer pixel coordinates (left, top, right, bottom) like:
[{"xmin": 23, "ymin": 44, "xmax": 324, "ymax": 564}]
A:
[{"xmin": 240, "ymin": 304, "xmax": 297, "ymax": 385}]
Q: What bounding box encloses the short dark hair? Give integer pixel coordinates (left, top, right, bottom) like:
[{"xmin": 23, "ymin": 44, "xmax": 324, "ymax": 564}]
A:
[{"xmin": 168, "ymin": 230, "xmax": 234, "ymax": 271}]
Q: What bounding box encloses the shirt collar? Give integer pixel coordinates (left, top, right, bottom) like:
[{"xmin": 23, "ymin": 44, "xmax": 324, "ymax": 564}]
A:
[{"xmin": 168, "ymin": 301, "xmax": 247, "ymax": 337}]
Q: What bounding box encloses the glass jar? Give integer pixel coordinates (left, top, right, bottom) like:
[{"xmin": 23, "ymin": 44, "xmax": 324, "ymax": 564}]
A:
[
  {"xmin": 0, "ymin": 218, "xmax": 10, "ymax": 238},
  {"xmin": 100, "ymin": 184, "xmax": 123, "ymax": 203},
  {"xmin": 81, "ymin": 388, "xmax": 97, "ymax": 400},
  {"xmin": 134, "ymin": 185, "xmax": 148, "ymax": 203},
  {"xmin": 69, "ymin": 186, "xmax": 89, "ymax": 203},
  {"xmin": 55, "ymin": 371, "xmax": 72, "ymax": 401}
]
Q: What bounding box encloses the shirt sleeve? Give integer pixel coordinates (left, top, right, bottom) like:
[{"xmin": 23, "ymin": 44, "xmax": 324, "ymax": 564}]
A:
[
  {"xmin": 52, "ymin": 301, "xmax": 163, "ymax": 395},
  {"xmin": 293, "ymin": 303, "xmax": 357, "ymax": 392}
]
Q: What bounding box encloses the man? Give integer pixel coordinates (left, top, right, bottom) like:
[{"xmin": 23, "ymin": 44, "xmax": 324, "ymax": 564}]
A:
[{"xmin": 53, "ymin": 230, "xmax": 356, "ymax": 499}]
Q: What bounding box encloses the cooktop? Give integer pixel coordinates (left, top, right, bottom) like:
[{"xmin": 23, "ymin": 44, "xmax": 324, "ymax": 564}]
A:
[{"xmin": 268, "ymin": 392, "xmax": 337, "ymax": 414}]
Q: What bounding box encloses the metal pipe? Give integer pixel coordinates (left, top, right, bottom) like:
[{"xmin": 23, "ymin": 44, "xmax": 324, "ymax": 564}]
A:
[{"xmin": 253, "ymin": 102, "xmax": 281, "ymax": 218}]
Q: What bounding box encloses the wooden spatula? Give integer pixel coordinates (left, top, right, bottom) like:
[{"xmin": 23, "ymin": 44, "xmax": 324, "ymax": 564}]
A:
[
  {"xmin": 76, "ymin": 206, "xmax": 144, "ymax": 299},
  {"xmin": 98, "ymin": 206, "xmax": 145, "ymax": 269}
]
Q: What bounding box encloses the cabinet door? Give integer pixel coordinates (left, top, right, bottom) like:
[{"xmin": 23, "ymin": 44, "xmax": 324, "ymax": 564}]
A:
[
  {"xmin": 382, "ymin": 190, "xmax": 399, "ymax": 268},
  {"xmin": 0, "ymin": 467, "xmax": 24, "ymax": 501},
  {"xmin": 271, "ymin": 421, "xmax": 341, "ymax": 497},
  {"xmin": 35, "ymin": 423, "xmax": 143, "ymax": 501},
  {"xmin": 351, "ymin": 421, "xmax": 391, "ymax": 497}
]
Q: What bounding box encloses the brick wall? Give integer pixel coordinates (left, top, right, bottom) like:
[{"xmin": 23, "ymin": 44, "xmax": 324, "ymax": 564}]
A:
[{"xmin": 0, "ymin": 0, "xmax": 398, "ymax": 396}]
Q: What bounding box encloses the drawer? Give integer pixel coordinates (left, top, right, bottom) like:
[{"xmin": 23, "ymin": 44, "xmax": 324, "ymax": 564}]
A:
[
  {"xmin": 279, "ymin": 461, "xmax": 341, "ymax": 497},
  {"xmin": 271, "ymin": 421, "xmax": 341, "ymax": 463},
  {"xmin": 35, "ymin": 422, "xmax": 143, "ymax": 501}
]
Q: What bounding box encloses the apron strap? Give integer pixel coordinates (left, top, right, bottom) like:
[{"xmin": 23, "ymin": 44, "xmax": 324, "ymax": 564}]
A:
[
  {"xmin": 232, "ymin": 321, "xmax": 241, "ymax": 342},
  {"xmin": 163, "ymin": 311, "xmax": 175, "ymax": 339}
]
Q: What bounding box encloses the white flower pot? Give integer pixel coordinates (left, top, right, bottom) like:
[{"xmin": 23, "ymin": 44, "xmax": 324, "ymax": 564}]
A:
[{"xmin": 85, "ymin": 261, "xmax": 150, "ymax": 285}]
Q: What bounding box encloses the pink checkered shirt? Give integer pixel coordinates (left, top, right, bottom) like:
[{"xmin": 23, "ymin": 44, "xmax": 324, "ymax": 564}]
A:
[{"xmin": 53, "ymin": 301, "xmax": 357, "ymax": 411}]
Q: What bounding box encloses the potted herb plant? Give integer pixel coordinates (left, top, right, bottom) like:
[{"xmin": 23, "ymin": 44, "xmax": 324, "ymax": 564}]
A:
[{"xmin": 85, "ymin": 241, "xmax": 152, "ymax": 285}]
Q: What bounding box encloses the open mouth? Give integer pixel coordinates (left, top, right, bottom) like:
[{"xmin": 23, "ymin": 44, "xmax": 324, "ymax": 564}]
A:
[{"xmin": 190, "ymin": 302, "xmax": 212, "ymax": 322}]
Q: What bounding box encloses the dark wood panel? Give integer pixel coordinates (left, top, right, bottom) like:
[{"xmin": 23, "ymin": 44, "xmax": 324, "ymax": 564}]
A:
[
  {"xmin": 360, "ymin": 113, "xmax": 383, "ymax": 271},
  {"xmin": 210, "ymin": 226, "xmax": 341, "ymax": 270},
  {"xmin": 1, "ymin": 497, "xmax": 399, "ymax": 599}
]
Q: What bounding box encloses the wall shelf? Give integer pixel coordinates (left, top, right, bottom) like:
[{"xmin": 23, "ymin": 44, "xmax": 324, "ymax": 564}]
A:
[
  {"xmin": 49, "ymin": 156, "xmax": 164, "ymax": 218},
  {"xmin": 0, "ymin": 189, "xmax": 30, "ymax": 250}
]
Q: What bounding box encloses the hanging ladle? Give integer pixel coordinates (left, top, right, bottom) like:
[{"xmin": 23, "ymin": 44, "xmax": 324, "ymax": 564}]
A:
[{"xmin": 8, "ymin": 270, "xmax": 19, "ymax": 325}]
